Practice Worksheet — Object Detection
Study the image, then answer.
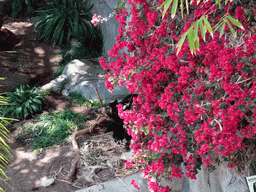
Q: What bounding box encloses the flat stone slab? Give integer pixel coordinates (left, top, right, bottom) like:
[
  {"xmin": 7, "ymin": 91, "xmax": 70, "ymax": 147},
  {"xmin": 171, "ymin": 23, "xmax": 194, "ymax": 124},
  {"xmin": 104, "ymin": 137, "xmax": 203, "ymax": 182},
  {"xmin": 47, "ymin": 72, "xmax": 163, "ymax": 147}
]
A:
[{"xmin": 75, "ymin": 172, "xmax": 148, "ymax": 192}]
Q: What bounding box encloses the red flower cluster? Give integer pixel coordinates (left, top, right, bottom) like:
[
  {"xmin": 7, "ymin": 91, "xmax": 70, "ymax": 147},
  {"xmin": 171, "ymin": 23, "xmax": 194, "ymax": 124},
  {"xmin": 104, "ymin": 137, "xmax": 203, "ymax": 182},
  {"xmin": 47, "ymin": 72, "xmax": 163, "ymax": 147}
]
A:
[{"xmin": 99, "ymin": 0, "xmax": 256, "ymax": 190}]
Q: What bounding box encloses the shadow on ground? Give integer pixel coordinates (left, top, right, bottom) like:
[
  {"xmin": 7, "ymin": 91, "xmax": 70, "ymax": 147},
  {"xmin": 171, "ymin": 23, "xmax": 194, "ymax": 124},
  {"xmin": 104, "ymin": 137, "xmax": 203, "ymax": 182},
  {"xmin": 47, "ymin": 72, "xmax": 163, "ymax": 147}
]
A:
[{"xmin": 0, "ymin": 16, "xmax": 62, "ymax": 93}]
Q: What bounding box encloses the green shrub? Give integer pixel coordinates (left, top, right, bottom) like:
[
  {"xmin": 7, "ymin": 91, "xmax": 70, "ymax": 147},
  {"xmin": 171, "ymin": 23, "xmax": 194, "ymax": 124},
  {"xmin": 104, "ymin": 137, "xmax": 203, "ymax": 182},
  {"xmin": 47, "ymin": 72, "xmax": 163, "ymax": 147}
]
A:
[
  {"xmin": 15, "ymin": 110, "xmax": 88, "ymax": 149},
  {"xmin": 1, "ymin": 0, "xmax": 47, "ymax": 18},
  {"xmin": 0, "ymin": 85, "xmax": 45, "ymax": 120},
  {"xmin": 72, "ymin": 25, "xmax": 104, "ymax": 59},
  {"xmin": 0, "ymin": 78, "xmax": 17, "ymax": 192},
  {"xmin": 33, "ymin": 0, "xmax": 95, "ymax": 48}
]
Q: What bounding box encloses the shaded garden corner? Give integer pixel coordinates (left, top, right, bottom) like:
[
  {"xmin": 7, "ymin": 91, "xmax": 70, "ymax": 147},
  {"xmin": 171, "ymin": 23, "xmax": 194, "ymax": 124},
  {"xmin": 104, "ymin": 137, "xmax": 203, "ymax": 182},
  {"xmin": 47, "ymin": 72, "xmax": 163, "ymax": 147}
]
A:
[{"xmin": 0, "ymin": 16, "xmax": 62, "ymax": 93}]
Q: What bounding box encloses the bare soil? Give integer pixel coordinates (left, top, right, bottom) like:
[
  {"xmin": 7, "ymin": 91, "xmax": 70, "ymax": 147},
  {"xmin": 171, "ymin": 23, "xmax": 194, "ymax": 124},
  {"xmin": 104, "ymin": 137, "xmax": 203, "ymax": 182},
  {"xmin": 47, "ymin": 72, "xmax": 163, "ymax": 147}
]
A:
[{"xmin": 0, "ymin": 16, "xmax": 62, "ymax": 93}]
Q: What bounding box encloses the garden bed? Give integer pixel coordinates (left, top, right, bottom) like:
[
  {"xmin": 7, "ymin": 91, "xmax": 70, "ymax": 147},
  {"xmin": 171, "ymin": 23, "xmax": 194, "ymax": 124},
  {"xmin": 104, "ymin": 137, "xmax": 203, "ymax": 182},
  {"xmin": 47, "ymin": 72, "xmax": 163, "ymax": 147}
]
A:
[{"xmin": 1, "ymin": 93, "xmax": 138, "ymax": 191}]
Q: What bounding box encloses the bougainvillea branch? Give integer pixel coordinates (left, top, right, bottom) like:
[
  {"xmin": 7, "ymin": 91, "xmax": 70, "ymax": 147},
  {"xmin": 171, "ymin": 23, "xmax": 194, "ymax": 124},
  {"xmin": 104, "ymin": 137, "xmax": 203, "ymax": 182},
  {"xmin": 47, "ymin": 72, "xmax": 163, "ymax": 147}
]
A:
[{"xmin": 97, "ymin": 0, "xmax": 256, "ymax": 191}]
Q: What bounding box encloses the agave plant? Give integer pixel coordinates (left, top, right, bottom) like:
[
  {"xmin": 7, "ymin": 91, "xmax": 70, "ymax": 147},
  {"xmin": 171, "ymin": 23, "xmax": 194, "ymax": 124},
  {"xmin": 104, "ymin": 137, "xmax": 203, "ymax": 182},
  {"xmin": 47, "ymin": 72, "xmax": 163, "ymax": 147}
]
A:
[
  {"xmin": 0, "ymin": 85, "xmax": 45, "ymax": 120},
  {"xmin": 33, "ymin": 0, "xmax": 94, "ymax": 48}
]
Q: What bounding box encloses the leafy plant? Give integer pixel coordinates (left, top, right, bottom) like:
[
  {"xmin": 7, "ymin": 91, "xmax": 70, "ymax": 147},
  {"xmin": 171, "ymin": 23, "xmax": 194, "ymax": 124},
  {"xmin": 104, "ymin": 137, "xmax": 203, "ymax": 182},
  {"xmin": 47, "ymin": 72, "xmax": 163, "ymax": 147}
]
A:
[
  {"xmin": 15, "ymin": 110, "xmax": 88, "ymax": 149},
  {"xmin": 99, "ymin": 0, "xmax": 256, "ymax": 190},
  {"xmin": 52, "ymin": 65, "xmax": 66, "ymax": 77},
  {"xmin": 67, "ymin": 91, "xmax": 107, "ymax": 109},
  {"xmin": 0, "ymin": 78, "xmax": 17, "ymax": 192},
  {"xmin": 0, "ymin": 85, "xmax": 45, "ymax": 120},
  {"xmin": 158, "ymin": 0, "xmax": 244, "ymax": 55},
  {"xmin": 1, "ymin": 0, "xmax": 47, "ymax": 18},
  {"xmin": 54, "ymin": 24, "xmax": 104, "ymax": 75},
  {"xmin": 58, "ymin": 79, "xmax": 70, "ymax": 92},
  {"xmin": 33, "ymin": 0, "xmax": 95, "ymax": 48}
]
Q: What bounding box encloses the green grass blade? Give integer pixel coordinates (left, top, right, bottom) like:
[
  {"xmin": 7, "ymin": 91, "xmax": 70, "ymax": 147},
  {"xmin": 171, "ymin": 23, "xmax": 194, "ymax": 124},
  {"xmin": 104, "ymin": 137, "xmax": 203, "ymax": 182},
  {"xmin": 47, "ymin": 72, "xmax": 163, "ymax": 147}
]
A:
[
  {"xmin": 171, "ymin": 0, "xmax": 178, "ymax": 18},
  {"xmin": 180, "ymin": 0, "xmax": 184, "ymax": 17},
  {"xmin": 226, "ymin": 20, "xmax": 236, "ymax": 37},
  {"xmin": 220, "ymin": 22, "xmax": 226, "ymax": 37},
  {"xmin": 188, "ymin": 31, "xmax": 196, "ymax": 55},
  {"xmin": 200, "ymin": 21, "xmax": 206, "ymax": 41},
  {"xmin": 203, "ymin": 17, "xmax": 213, "ymax": 38},
  {"xmin": 227, "ymin": 14, "xmax": 244, "ymax": 29},
  {"xmin": 162, "ymin": 0, "xmax": 173, "ymax": 18},
  {"xmin": 176, "ymin": 34, "xmax": 187, "ymax": 55}
]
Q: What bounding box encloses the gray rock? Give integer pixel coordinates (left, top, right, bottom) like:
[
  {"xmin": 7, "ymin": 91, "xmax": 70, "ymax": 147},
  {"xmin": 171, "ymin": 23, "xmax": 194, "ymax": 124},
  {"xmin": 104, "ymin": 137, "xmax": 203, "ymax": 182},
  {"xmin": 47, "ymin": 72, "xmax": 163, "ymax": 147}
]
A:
[
  {"xmin": 38, "ymin": 59, "xmax": 131, "ymax": 103},
  {"xmin": 189, "ymin": 161, "xmax": 249, "ymax": 192},
  {"xmin": 120, "ymin": 150, "xmax": 133, "ymax": 161}
]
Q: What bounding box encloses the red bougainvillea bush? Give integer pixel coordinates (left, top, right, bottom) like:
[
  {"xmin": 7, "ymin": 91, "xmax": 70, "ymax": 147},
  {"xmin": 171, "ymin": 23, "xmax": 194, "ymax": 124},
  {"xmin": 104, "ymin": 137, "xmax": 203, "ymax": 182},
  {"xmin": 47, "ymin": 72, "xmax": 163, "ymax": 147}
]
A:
[{"xmin": 99, "ymin": 0, "xmax": 256, "ymax": 191}]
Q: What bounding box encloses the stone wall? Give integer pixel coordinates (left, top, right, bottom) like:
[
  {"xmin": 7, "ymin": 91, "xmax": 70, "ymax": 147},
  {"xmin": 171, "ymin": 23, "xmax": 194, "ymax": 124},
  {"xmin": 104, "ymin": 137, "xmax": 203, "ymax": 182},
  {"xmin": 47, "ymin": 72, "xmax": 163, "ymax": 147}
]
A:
[
  {"xmin": 87, "ymin": 0, "xmax": 120, "ymax": 58},
  {"xmin": 87, "ymin": 0, "xmax": 132, "ymax": 59}
]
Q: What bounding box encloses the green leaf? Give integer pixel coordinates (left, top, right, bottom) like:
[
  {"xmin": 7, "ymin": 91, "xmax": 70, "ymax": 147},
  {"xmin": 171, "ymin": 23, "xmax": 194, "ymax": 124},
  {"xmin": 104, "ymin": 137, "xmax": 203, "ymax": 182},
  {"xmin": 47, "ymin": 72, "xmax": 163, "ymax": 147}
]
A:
[
  {"xmin": 59, "ymin": 30, "xmax": 65, "ymax": 46},
  {"xmin": 156, "ymin": 153, "xmax": 162, "ymax": 159},
  {"xmin": 171, "ymin": 0, "xmax": 178, "ymax": 18},
  {"xmin": 31, "ymin": 105, "xmax": 39, "ymax": 112},
  {"xmin": 194, "ymin": 20, "xmax": 199, "ymax": 36},
  {"xmin": 176, "ymin": 34, "xmax": 187, "ymax": 55},
  {"xmin": 203, "ymin": 17, "xmax": 213, "ymax": 37},
  {"xmin": 157, "ymin": 130, "xmax": 163, "ymax": 137},
  {"xmin": 215, "ymin": 0, "xmax": 221, "ymax": 7},
  {"xmin": 158, "ymin": 0, "xmax": 168, "ymax": 9},
  {"xmin": 195, "ymin": 36, "xmax": 199, "ymax": 50},
  {"xmin": 73, "ymin": 9, "xmax": 79, "ymax": 36},
  {"xmin": 200, "ymin": 20, "xmax": 206, "ymax": 41},
  {"xmin": 226, "ymin": 20, "xmax": 236, "ymax": 37},
  {"xmin": 167, "ymin": 131, "xmax": 172, "ymax": 137},
  {"xmin": 161, "ymin": 0, "xmax": 173, "ymax": 18},
  {"xmin": 180, "ymin": 0, "xmax": 184, "ymax": 17},
  {"xmin": 166, "ymin": 148, "xmax": 172, "ymax": 154},
  {"xmin": 220, "ymin": 22, "xmax": 226, "ymax": 37},
  {"xmin": 33, "ymin": 98, "xmax": 41, "ymax": 105},
  {"xmin": 160, "ymin": 148, "xmax": 165, "ymax": 154},
  {"xmin": 188, "ymin": 31, "xmax": 196, "ymax": 55},
  {"xmin": 16, "ymin": 107, "xmax": 22, "ymax": 114},
  {"xmin": 53, "ymin": 18, "xmax": 66, "ymax": 43},
  {"xmin": 227, "ymin": 15, "xmax": 244, "ymax": 29}
]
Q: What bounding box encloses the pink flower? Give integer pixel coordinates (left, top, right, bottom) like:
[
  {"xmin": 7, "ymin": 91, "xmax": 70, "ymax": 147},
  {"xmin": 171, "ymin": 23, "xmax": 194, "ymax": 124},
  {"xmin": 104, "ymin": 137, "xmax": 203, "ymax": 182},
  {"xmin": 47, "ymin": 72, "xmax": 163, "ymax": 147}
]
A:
[
  {"xmin": 131, "ymin": 179, "xmax": 140, "ymax": 189},
  {"xmin": 235, "ymin": 7, "xmax": 245, "ymax": 21},
  {"xmin": 125, "ymin": 159, "xmax": 133, "ymax": 168},
  {"xmin": 147, "ymin": 11, "xmax": 158, "ymax": 27},
  {"xmin": 200, "ymin": 144, "xmax": 210, "ymax": 153}
]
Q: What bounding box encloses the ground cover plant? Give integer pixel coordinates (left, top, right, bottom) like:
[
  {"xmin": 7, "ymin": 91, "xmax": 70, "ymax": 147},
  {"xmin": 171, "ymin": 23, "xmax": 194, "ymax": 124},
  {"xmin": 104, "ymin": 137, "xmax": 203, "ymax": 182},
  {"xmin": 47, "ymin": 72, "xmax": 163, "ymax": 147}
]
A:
[
  {"xmin": 97, "ymin": 0, "xmax": 256, "ymax": 191},
  {"xmin": 67, "ymin": 91, "xmax": 107, "ymax": 109},
  {"xmin": 0, "ymin": 85, "xmax": 46, "ymax": 120},
  {"xmin": 15, "ymin": 110, "xmax": 88, "ymax": 150}
]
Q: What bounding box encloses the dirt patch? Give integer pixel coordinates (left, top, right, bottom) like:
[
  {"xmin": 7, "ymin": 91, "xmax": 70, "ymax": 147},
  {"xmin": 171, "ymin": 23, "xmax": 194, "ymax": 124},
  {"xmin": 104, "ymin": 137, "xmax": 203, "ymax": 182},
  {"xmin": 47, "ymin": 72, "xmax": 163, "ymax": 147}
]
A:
[{"xmin": 0, "ymin": 16, "xmax": 62, "ymax": 93}]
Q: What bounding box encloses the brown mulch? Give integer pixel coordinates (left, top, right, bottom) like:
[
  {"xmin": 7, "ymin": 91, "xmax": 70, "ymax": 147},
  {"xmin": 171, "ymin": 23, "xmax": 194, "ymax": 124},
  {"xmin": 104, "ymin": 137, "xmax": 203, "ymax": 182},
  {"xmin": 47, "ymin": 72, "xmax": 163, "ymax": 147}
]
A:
[{"xmin": 1, "ymin": 94, "xmax": 136, "ymax": 192}]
